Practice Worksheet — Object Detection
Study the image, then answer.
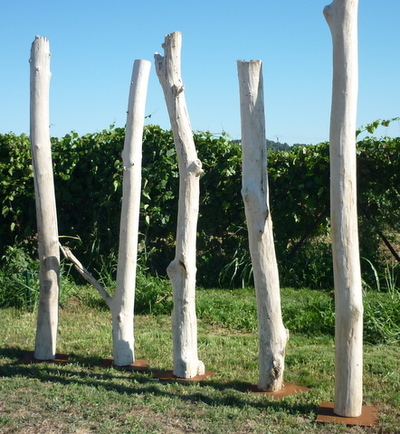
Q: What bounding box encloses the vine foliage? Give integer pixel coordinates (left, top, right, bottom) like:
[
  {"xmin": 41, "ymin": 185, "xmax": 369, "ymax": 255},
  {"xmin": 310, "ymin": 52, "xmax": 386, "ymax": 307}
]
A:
[{"xmin": 0, "ymin": 123, "xmax": 399, "ymax": 289}]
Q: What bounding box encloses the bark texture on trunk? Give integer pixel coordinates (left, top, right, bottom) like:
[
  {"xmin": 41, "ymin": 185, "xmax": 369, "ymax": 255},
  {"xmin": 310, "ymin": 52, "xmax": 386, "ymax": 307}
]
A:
[
  {"xmin": 30, "ymin": 36, "xmax": 60, "ymax": 361},
  {"xmin": 324, "ymin": 0, "xmax": 363, "ymax": 418},
  {"xmin": 155, "ymin": 31, "xmax": 205, "ymax": 379},
  {"xmin": 112, "ymin": 59, "xmax": 151, "ymax": 366},
  {"xmin": 238, "ymin": 60, "xmax": 288, "ymax": 391}
]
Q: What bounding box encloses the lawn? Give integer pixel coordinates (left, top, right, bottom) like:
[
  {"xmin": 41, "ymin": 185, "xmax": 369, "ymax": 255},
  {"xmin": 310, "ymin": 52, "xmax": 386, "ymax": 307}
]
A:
[{"xmin": 0, "ymin": 286, "xmax": 399, "ymax": 433}]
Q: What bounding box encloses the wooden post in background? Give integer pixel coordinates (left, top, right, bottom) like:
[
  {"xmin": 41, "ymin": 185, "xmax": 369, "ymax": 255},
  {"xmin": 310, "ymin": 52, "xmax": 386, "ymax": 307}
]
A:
[
  {"xmin": 324, "ymin": 0, "xmax": 363, "ymax": 417},
  {"xmin": 155, "ymin": 31, "xmax": 205, "ymax": 379},
  {"xmin": 238, "ymin": 60, "xmax": 288, "ymax": 391},
  {"xmin": 30, "ymin": 36, "xmax": 60, "ymax": 361},
  {"xmin": 112, "ymin": 59, "xmax": 151, "ymax": 366}
]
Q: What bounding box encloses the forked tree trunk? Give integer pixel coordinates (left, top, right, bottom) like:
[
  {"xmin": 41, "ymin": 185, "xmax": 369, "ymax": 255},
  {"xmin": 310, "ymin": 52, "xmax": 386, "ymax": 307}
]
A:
[
  {"xmin": 324, "ymin": 0, "xmax": 363, "ymax": 417},
  {"xmin": 155, "ymin": 31, "xmax": 205, "ymax": 379},
  {"xmin": 237, "ymin": 60, "xmax": 288, "ymax": 391},
  {"xmin": 111, "ymin": 59, "xmax": 151, "ymax": 366},
  {"xmin": 30, "ymin": 36, "xmax": 60, "ymax": 360}
]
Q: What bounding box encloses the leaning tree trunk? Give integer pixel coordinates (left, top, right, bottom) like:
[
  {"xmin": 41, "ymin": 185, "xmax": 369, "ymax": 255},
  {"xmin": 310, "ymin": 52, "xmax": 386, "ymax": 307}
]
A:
[
  {"xmin": 111, "ymin": 59, "xmax": 151, "ymax": 366},
  {"xmin": 155, "ymin": 31, "xmax": 205, "ymax": 379},
  {"xmin": 324, "ymin": 0, "xmax": 363, "ymax": 417},
  {"xmin": 237, "ymin": 60, "xmax": 289, "ymax": 391},
  {"xmin": 30, "ymin": 36, "xmax": 60, "ymax": 361}
]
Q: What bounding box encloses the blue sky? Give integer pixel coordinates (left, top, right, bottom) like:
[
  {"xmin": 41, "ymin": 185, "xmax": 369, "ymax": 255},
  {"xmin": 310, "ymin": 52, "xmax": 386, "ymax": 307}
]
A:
[{"xmin": 1, "ymin": 0, "xmax": 399, "ymax": 145}]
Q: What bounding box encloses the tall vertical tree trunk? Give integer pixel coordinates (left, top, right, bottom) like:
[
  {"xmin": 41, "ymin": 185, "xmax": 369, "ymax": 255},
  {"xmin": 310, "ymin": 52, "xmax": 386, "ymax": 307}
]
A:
[
  {"xmin": 155, "ymin": 31, "xmax": 205, "ymax": 379},
  {"xmin": 60, "ymin": 60, "xmax": 150, "ymax": 366},
  {"xmin": 30, "ymin": 36, "xmax": 60, "ymax": 361},
  {"xmin": 324, "ymin": 0, "xmax": 363, "ymax": 417},
  {"xmin": 237, "ymin": 60, "xmax": 288, "ymax": 391},
  {"xmin": 112, "ymin": 59, "xmax": 151, "ymax": 366}
]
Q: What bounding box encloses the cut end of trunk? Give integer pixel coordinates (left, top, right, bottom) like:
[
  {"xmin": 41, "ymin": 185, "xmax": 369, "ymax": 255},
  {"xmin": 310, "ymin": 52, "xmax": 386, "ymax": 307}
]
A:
[{"xmin": 323, "ymin": 4, "xmax": 332, "ymax": 22}]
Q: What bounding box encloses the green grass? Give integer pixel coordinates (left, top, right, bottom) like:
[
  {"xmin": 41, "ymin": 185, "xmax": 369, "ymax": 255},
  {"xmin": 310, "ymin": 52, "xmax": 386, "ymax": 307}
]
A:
[{"xmin": 0, "ymin": 286, "xmax": 399, "ymax": 433}]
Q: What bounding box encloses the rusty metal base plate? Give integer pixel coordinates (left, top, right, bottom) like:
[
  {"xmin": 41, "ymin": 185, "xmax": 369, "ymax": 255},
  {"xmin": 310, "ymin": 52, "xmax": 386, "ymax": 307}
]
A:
[
  {"xmin": 242, "ymin": 382, "xmax": 310, "ymax": 399},
  {"xmin": 20, "ymin": 351, "xmax": 70, "ymax": 365},
  {"xmin": 99, "ymin": 358, "xmax": 149, "ymax": 371},
  {"xmin": 152, "ymin": 370, "xmax": 216, "ymax": 382},
  {"xmin": 316, "ymin": 402, "xmax": 379, "ymax": 426}
]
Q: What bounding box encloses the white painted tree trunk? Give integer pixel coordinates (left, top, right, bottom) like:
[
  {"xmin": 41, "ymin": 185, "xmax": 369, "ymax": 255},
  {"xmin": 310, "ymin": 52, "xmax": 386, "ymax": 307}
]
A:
[
  {"xmin": 30, "ymin": 36, "xmax": 60, "ymax": 361},
  {"xmin": 155, "ymin": 31, "xmax": 205, "ymax": 379},
  {"xmin": 112, "ymin": 59, "xmax": 151, "ymax": 366},
  {"xmin": 324, "ymin": 0, "xmax": 363, "ymax": 417},
  {"xmin": 237, "ymin": 60, "xmax": 288, "ymax": 391},
  {"xmin": 60, "ymin": 60, "xmax": 150, "ymax": 367}
]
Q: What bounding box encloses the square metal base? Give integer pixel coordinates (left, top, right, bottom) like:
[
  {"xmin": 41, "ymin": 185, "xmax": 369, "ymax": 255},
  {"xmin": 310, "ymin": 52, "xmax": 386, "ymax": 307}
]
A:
[
  {"xmin": 20, "ymin": 351, "xmax": 69, "ymax": 365},
  {"xmin": 242, "ymin": 382, "xmax": 310, "ymax": 400},
  {"xmin": 100, "ymin": 357, "xmax": 149, "ymax": 371},
  {"xmin": 152, "ymin": 370, "xmax": 216, "ymax": 382},
  {"xmin": 316, "ymin": 402, "xmax": 379, "ymax": 426}
]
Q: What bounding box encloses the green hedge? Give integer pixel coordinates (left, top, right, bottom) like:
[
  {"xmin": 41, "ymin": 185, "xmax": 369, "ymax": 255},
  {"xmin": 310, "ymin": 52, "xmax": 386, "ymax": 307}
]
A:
[{"xmin": 1, "ymin": 125, "xmax": 399, "ymax": 289}]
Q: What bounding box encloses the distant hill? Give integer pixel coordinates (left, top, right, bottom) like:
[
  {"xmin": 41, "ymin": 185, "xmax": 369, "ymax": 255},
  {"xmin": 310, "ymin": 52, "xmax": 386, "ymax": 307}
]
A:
[
  {"xmin": 232, "ymin": 139, "xmax": 306, "ymax": 151},
  {"xmin": 266, "ymin": 139, "xmax": 291, "ymax": 151}
]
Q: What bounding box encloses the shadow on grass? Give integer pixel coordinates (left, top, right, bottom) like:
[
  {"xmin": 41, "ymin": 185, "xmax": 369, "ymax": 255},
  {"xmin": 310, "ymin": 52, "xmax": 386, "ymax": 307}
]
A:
[{"xmin": 0, "ymin": 346, "xmax": 316, "ymax": 417}]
